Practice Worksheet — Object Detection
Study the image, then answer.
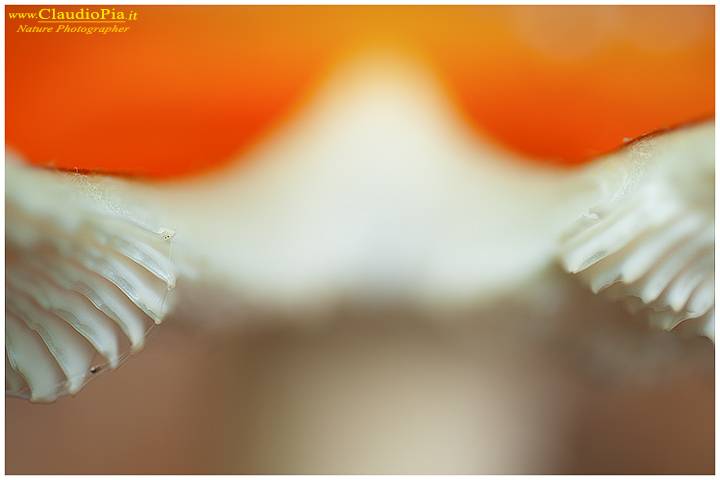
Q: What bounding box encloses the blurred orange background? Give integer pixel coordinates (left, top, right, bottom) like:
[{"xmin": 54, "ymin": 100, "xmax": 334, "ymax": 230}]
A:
[{"xmin": 5, "ymin": 5, "xmax": 714, "ymax": 178}]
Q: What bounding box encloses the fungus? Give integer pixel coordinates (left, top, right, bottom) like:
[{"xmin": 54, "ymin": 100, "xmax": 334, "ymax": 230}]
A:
[
  {"xmin": 5, "ymin": 51, "xmax": 714, "ymax": 401},
  {"xmin": 4, "ymin": 5, "xmax": 714, "ymax": 474}
]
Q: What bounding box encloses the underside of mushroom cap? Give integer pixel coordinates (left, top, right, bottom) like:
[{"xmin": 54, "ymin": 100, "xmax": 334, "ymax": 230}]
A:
[
  {"xmin": 559, "ymin": 121, "xmax": 715, "ymax": 341},
  {"xmin": 5, "ymin": 158, "xmax": 180, "ymax": 402}
]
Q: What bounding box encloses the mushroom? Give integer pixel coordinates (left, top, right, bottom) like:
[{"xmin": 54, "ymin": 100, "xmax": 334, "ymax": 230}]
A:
[
  {"xmin": 5, "ymin": 5, "xmax": 714, "ymax": 473},
  {"xmin": 6, "ymin": 48, "xmax": 714, "ymax": 401}
]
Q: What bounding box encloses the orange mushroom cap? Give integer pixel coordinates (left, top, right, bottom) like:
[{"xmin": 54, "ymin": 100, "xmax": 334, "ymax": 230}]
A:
[{"xmin": 5, "ymin": 5, "xmax": 714, "ymax": 179}]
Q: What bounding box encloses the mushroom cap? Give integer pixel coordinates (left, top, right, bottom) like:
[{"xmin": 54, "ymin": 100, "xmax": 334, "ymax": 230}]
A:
[
  {"xmin": 5, "ymin": 49, "xmax": 714, "ymax": 401},
  {"xmin": 5, "ymin": 5, "xmax": 714, "ymax": 178}
]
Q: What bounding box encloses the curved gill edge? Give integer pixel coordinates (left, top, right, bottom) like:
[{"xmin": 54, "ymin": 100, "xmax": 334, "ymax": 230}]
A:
[
  {"xmin": 558, "ymin": 120, "xmax": 715, "ymax": 341},
  {"xmin": 6, "ymin": 158, "xmax": 180, "ymax": 402}
]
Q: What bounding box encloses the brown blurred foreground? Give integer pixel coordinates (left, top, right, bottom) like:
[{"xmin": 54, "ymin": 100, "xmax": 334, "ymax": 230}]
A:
[{"xmin": 6, "ymin": 317, "xmax": 714, "ymax": 474}]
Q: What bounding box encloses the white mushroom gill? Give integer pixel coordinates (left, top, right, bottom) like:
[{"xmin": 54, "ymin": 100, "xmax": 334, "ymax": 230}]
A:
[
  {"xmin": 5, "ymin": 52, "xmax": 715, "ymax": 402},
  {"xmin": 559, "ymin": 123, "xmax": 715, "ymax": 338},
  {"xmin": 6, "ymin": 160, "xmax": 179, "ymax": 401}
]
